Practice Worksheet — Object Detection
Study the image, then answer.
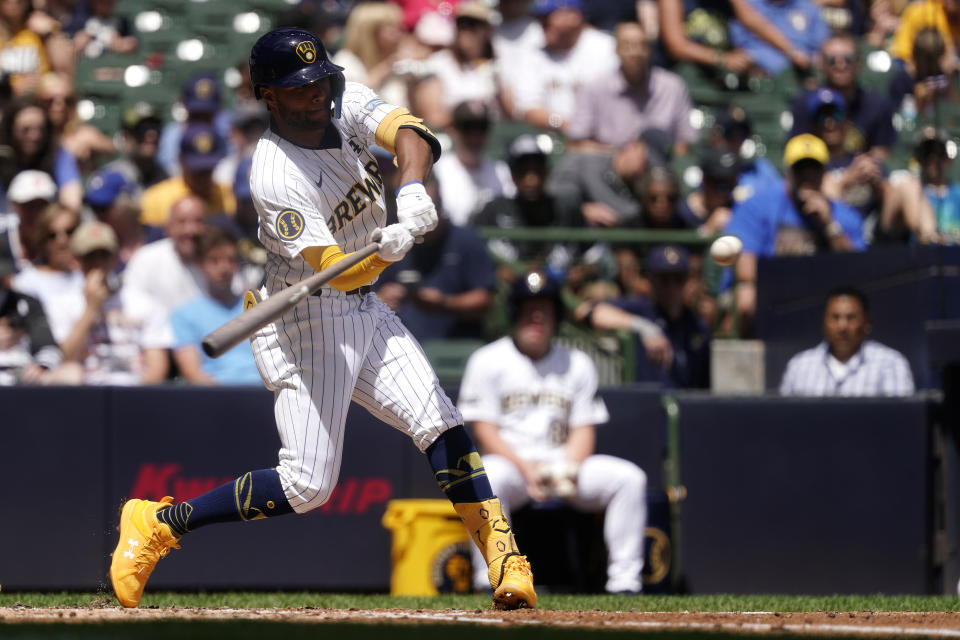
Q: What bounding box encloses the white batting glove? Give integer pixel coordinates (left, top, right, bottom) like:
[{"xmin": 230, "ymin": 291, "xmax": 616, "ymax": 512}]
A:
[
  {"xmin": 373, "ymin": 224, "xmax": 415, "ymax": 262},
  {"xmin": 396, "ymin": 181, "xmax": 438, "ymax": 238}
]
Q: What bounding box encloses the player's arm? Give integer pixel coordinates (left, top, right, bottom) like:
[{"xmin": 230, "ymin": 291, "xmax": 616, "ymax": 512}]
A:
[
  {"xmin": 300, "ymin": 242, "xmax": 400, "ymax": 292},
  {"xmin": 375, "ymin": 109, "xmax": 442, "ymax": 238},
  {"xmin": 565, "ymin": 424, "xmax": 596, "ymax": 464}
]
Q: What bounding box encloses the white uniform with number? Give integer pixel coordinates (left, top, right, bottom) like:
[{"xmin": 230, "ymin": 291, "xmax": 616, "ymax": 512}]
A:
[
  {"xmin": 458, "ymin": 336, "xmax": 647, "ymax": 593},
  {"xmin": 248, "ymin": 82, "xmax": 461, "ymax": 514}
]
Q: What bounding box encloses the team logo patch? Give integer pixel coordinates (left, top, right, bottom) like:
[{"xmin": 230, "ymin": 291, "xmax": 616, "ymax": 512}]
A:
[
  {"xmin": 363, "ymin": 98, "xmax": 386, "ymax": 111},
  {"xmin": 193, "ymin": 133, "xmax": 213, "ymax": 154},
  {"xmin": 276, "ymin": 209, "xmax": 305, "ymax": 240},
  {"xmin": 296, "ymin": 41, "xmax": 317, "ymax": 64},
  {"xmin": 194, "ymin": 78, "xmax": 215, "ymax": 99}
]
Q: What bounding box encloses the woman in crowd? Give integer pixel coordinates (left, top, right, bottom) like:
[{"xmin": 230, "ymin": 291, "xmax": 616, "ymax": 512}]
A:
[{"xmin": 0, "ymin": 97, "xmax": 83, "ymax": 210}]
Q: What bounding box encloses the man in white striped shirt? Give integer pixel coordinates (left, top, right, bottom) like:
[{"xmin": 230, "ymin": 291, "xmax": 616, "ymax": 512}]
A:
[{"xmin": 780, "ymin": 286, "xmax": 915, "ymax": 396}]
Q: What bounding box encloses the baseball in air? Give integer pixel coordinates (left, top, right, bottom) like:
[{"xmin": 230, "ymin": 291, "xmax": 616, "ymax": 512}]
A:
[{"xmin": 710, "ymin": 235, "xmax": 742, "ymax": 266}]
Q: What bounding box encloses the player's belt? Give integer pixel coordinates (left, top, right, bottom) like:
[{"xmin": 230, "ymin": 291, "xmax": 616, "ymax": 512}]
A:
[{"xmin": 312, "ymin": 285, "xmax": 372, "ymax": 298}]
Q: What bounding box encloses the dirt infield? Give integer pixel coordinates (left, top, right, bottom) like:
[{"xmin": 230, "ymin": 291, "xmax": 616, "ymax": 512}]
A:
[{"xmin": 2, "ymin": 607, "xmax": 960, "ymax": 636}]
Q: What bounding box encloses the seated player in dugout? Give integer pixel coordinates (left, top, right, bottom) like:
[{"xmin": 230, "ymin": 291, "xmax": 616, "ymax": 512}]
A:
[{"xmin": 109, "ymin": 27, "xmax": 536, "ymax": 611}]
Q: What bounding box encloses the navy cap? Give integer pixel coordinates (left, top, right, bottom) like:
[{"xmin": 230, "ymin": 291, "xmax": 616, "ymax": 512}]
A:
[
  {"xmin": 180, "ymin": 123, "xmax": 224, "ymax": 172},
  {"xmin": 646, "ymin": 244, "xmax": 690, "ymax": 274},
  {"xmin": 714, "ymin": 106, "xmax": 752, "ymax": 138},
  {"xmin": 805, "ymin": 87, "xmax": 846, "ymax": 118},
  {"xmin": 182, "ymin": 73, "xmax": 220, "ymax": 115},
  {"xmin": 86, "ymin": 170, "xmax": 133, "ymax": 208},
  {"xmin": 532, "ymin": 0, "xmax": 583, "ymax": 15},
  {"xmin": 701, "ymin": 149, "xmax": 741, "ymax": 182}
]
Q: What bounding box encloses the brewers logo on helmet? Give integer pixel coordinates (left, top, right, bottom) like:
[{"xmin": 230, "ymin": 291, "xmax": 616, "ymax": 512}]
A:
[{"xmin": 249, "ymin": 28, "xmax": 346, "ymax": 117}]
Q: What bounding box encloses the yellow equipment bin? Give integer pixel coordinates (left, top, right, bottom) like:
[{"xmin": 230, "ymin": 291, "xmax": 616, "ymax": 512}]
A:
[{"xmin": 381, "ymin": 499, "xmax": 473, "ymax": 595}]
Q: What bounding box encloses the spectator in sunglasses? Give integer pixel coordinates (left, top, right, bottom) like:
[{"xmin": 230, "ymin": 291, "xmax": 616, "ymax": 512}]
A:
[
  {"xmin": 432, "ymin": 100, "xmax": 515, "ymax": 226},
  {"xmin": 789, "ymin": 34, "xmax": 896, "ymax": 158},
  {"xmin": 11, "ymin": 202, "xmax": 82, "ymax": 314}
]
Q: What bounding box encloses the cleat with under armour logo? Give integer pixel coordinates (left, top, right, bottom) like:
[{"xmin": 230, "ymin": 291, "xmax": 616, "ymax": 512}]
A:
[
  {"xmin": 110, "ymin": 496, "xmax": 181, "ymax": 608},
  {"xmin": 491, "ymin": 553, "xmax": 537, "ymax": 610}
]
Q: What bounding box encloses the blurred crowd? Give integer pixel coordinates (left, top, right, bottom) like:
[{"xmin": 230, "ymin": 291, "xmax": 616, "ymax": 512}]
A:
[{"xmin": 1, "ymin": 0, "xmax": 957, "ymax": 390}]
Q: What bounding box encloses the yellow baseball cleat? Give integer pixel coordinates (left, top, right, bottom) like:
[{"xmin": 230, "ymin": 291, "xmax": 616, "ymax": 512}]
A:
[
  {"xmin": 110, "ymin": 496, "xmax": 181, "ymax": 608},
  {"xmin": 491, "ymin": 553, "xmax": 537, "ymax": 610}
]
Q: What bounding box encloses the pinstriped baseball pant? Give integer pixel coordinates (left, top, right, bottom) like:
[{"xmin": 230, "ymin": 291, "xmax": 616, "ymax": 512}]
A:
[{"xmin": 251, "ymin": 290, "xmax": 462, "ymax": 513}]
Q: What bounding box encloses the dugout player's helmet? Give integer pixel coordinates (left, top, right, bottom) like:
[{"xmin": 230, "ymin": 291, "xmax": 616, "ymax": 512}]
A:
[
  {"xmin": 509, "ymin": 271, "xmax": 565, "ymax": 327},
  {"xmin": 249, "ymin": 27, "xmax": 346, "ymax": 118}
]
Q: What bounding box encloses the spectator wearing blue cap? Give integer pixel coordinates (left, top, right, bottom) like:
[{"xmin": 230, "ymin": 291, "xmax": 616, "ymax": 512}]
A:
[
  {"xmin": 156, "ymin": 73, "xmax": 232, "ymax": 178},
  {"xmin": 85, "ymin": 169, "xmax": 143, "ymax": 267},
  {"xmin": 503, "ymin": 0, "xmax": 618, "ymax": 132},
  {"xmin": 140, "ymin": 122, "xmax": 236, "ymax": 232},
  {"xmin": 789, "ymin": 34, "xmax": 896, "ymax": 157},
  {"xmin": 727, "ymin": 0, "xmax": 828, "ymax": 75},
  {"xmin": 566, "ymin": 21, "xmax": 697, "ymax": 154}
]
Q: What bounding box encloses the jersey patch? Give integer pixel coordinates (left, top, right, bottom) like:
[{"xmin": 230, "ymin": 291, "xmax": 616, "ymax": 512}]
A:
[
  {"xmin": 363, "ymin": 98, "xmax": 386, "ymax": 111},
  {"xmin": 276, "ymin": 209, "xmax": 305, "ymax": 241}
]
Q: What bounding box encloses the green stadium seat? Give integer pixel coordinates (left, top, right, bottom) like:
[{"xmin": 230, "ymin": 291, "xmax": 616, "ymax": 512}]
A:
[{"xmin": 420, "ymin": 339, "xmax": 485, "ymax": 382}]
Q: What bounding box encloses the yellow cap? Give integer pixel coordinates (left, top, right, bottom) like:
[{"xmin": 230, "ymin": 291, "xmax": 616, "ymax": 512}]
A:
[{"xmin": 783, "ymin": 133, "xmax": 829, "ymax": 168}]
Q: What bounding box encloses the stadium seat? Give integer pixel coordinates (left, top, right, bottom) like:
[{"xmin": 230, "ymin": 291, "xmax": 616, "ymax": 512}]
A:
[{"xmin": 420, "ymin": 339, "xmax": 485, "ymax": 382}]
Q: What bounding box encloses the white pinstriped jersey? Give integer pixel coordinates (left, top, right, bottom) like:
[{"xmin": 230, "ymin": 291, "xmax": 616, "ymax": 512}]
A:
[
  {"xmin": 779, "ymin": 340, "xmax": 915, "ymax": 396},
  {"xmin": 458, "ymin": 337, "xmax": 609, "ymax": 462},
  {"xmin": 250, "ymin": 82, "xmax": 399, "ymax": 292}
]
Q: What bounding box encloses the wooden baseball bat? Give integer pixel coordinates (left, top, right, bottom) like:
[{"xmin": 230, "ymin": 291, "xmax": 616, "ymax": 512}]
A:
[{"xmin": 202, "ymin": 232, "xmax": 381, "ymax": 358}]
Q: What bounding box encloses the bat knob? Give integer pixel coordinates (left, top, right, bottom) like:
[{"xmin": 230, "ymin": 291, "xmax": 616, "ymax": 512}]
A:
[{"xmin": 369, "ymin": 228, "xmax": 383, "ymax": 244}]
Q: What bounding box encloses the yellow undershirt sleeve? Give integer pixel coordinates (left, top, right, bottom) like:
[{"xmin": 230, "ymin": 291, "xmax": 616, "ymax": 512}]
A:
[{"xmin": 300, "ymin": 245, "xmax": 393, "ymax": 292}]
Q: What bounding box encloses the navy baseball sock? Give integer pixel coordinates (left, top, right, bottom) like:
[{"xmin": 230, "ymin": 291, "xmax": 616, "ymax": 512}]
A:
[
  {"xmin": 426, "ymin": 425, "xmax": 494, "ymax": 503},
  {"xmin": 155, "ymin": 469, "xmax": 294, "ymax": 536}
]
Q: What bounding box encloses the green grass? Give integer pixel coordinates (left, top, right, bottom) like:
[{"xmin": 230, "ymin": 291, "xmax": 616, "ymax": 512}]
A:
[{"xmin": 2, "ymin": 592, "xmax": 959, "ymax": 612}]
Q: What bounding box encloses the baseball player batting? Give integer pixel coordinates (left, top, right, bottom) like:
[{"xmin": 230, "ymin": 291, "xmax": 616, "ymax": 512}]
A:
[
  {"xmin": 109, "ymin": 27, "xmax": 536, "ymax": 610},
  {"xmin": 459, "ymin": 272, "xmax": 648, "ymax": 594}
]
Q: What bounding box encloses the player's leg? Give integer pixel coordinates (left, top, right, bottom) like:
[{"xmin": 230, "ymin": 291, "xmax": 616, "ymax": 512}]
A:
[
  {"xmin": 567, "ymin": 454, "xmax": 647, "ymax": 593},
  {"xmin": 111, "ymin": 299, "xmax": 371, "ymax": 607},
  {"xmin": 467, "ymin": 453, "xmax": 530, "ymax": 592},
  {"xmin": 351, "ymin": 300, "xmax": 536, "ymax": 609}
]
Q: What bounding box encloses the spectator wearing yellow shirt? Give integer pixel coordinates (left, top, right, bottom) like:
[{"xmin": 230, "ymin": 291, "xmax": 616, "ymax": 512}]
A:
[
  {"xmin": 890, "ymin": 0, "xmax": 960, "ymax": 64},
  {"xmin": 139, "ymin": 123, "xmax": 235, "ymax": 236},
  {"xmin": 0, "ymin": 0, "xmax": 50, "ymax": 96}
]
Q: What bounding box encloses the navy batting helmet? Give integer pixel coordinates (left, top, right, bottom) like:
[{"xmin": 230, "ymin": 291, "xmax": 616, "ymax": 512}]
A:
[
  {"xmin": 249, "ymin": 28, "xmax": 346, "ymax": 118},
  {"xmin": 509, "ymin": 271, "xmax": 565, "ymax": 325}
]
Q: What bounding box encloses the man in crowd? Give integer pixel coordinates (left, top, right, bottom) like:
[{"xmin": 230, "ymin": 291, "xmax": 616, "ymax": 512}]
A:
[
  {"xmin": 566, "ymin": 21, "xmax": 697, "ymax": 154},
  {"xmin": 474, "ymin": 134, "xmax": 577, "ymax": 275},
  {"xmin": 505, "ymin": 0, "xmax": 618, "ymax": 132},
  {"xmin": 459, "ymin": 271, "xmax": 648, "ymax": 594},
  {"xmin": 780, "ymin": 286, "xmax": 914, "ymax": 395},
  {"xmin": 170, "ymin": 227, "xmax": 260, "ymax": 385},
  {"xmin": 432, "ymin": 100, "xmax": 514, "ymax": 226},
  {"xmin": 724, "ymin": 134, "xmax": 865, "ymax": 335},
  {"xmin": 790, "ymin": 34, "xmax": 896, "ymax": 157},
  {"xmin": 375, "ymin": 178, "xmax": 496, "ymax": 341},
  {"xmin": 124, "ymin": 195, "xmax": 210, "ymax": 315},
  {"xmin": 47, "ymin": 221, "xmax": 173, "ymax": 385},
  {"xmin": 5, "ymin": 170, "xmax": 57, "ymax": 262},
  {"xmin": 140, "ymin": 122, "xmax": 236, "ymax": 233}
]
